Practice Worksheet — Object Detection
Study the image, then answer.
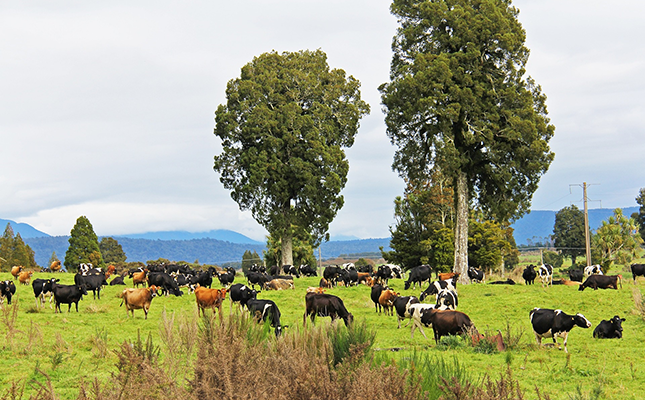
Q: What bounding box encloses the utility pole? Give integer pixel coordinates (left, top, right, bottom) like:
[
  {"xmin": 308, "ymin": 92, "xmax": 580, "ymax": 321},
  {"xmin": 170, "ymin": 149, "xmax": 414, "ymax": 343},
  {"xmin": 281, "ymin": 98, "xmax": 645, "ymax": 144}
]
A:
[{"xmin": 583, "ymin": 182, "xmax": 592, "ymax": 267}]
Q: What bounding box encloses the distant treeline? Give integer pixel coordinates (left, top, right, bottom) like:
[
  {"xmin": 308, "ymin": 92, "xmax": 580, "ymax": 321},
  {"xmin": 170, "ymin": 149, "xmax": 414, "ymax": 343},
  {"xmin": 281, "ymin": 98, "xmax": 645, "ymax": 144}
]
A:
[{"xmin": 25, "ymin": 236, "xmax": 392, "ymax": 268}]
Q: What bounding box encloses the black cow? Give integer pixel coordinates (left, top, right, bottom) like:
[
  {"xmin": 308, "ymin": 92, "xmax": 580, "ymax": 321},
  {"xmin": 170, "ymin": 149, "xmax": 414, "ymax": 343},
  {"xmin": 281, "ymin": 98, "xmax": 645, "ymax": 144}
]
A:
[
  {"xmin": 357, "ymin": 264, "xmax": 374, "ymax": 274},
  {"xmin": 75, "ymin": 273, "xmax": 108, "ymax": 300},
  {"xmin": 299, "ymin": 264, "xmax": 317, "ymax": 277},
  {"xmin": 593, "ymin": 315, "xmax": 625, "ymax": 339},
  {"xmin": 374, "ymin": 265, "xmax": 392, "ymax": 285},
  {"xmin": 489, "ymin": 278, "xmax": 516, "ymax": 285},
  {"xmin": 416, "ymin": 309, "xmax": 477, "ymax": 343},
  {"xmin": 419, "ymin": 278, "xmax": 456, "ymax": 301},
  {"xmin": 522, "ymin": 265, "xmax": 537, "ymax": 285},
  {"xmin": 247, "ymin": 297, "xmax": 285, "ymax": 337},
  {"xmin": 32, "ymin": 278, "xmax": 58, "ymax": 308},
  {"xmin": 468, "ymin": 267, "xmax": 484, "ymax": 283},
  {"xmin": 631, "ymin": 264, "xmax": 645, "ymax": 281},
  {"xmin": 148, "ymin": 272, "xmax": 183, "ymax": 296},
  {"xmin": 0, "ymin": 280, "xmax": 17, "ymax": 305},
  {"xmin": 217, "ymin": 269, "xmax": 236, "ymax": 287},
  {"xmin": 52, "ymin": 282, "xmax": 88, "ymax": 313},
  {"xmin": 393, "ymin": 296, "xmax": 420, "ymax": 329},
  {"xmin": 323, "ymin": 266, "xmax": 342, "ymax": 286},
  {"xmin": 529, "ymin": 308, "xmax": 591, "ymax": 353},
  {"xmin": 579, "ymin": 275, "xmax": 622, "ymax": 291},
  {"xmin": 191, "ymin": 270, "xmax": 214, "ymax": 289},
  {"xmin": 568, "ymin": 268, "xmax": 584, "ymax": 282},
  {"xmin": 282, "ymin": 265, "xmax": 300, "ymax": 277},
  {"xmin": 109, "ymin": 276, "xmax": 126, "ymax": 285},
  {"xmin": 404, "ymin": 265, "xmax": 432, "ymax": 290},
  {"xmin": 370, "ymin": 284, "xmax": 386, "ymax": 313},
  {"xmin": 303, "ymin": 292, "xmax": 353, "ymax": 327},
  {"xmin": 228, "ymin": 283, "xmax": 257, "ymax": 312},
  {"xmin": 246, "ymin": 271, "xmax": 270, "ymax": 290}
]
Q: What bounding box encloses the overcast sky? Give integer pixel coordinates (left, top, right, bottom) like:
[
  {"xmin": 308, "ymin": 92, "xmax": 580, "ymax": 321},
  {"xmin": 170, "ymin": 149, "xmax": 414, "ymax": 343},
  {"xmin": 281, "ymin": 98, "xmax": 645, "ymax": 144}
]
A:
[{"xmin": 2, "ymin": 1, "xmax": 644, "ymax": 241}]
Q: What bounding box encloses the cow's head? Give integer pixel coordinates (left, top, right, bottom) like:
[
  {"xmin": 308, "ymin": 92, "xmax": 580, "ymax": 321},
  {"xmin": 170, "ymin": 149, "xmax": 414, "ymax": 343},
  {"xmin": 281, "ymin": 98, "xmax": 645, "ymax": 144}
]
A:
[
  {"xmin": 610, "ymin": 315, "xmax": 625, "ymax": 334},
  {"xmin": 574, "ymin": 313, "xmax": 592, "ymax": 328}
]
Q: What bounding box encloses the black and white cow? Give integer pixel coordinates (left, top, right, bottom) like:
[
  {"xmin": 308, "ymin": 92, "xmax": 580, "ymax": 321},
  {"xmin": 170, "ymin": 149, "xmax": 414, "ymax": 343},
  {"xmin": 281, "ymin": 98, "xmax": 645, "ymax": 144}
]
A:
[
  {"xmin": 529, "ymin": 308, "xmax": 591, "ymax": 353},
  {"xmin": 217, "ymin": 268, "xmax": 236, "ymax": 287},
  {"xmin": 78, "ymin": 263, "xmax": 93, "ymax": 275},
  {"xmin": 388, "ymin": 264, "xmax": 404, "ymax": 279},
  {"xmin": 435, "ymin": 288, "xmax": 458, "ymax": 310},
  {"xmin": 584, "ymin": 264, "xmax": 603, "ymax": 278},
  {"xmin": 393, "ymin": 296, "xmax": 420, "ymax": 329},
  {"xmin": 323, "ymin": 266, "xmax": 342, "ymax": 287},
  {"xmin": 0, "ymin": 280, "xmax": 17, "ymax": 305},
  {"xmin": 419, "ymin": 277, "xmax": 456, "ymax": 301},
  {"xmin": 631, "ymin": 264, "xmax": 645, "ymax": 281},
  {"xmin": 32, "ymin": 278, "xmax": 58, "ymax": 308},
  {"xmin": 538, "ymin": 264, "xmax": 553, "ymax": 287},
  {"xmin": 409, "ymin": 303, "xmax": 438, "ymax": 339},
  {"xmin": 246, "ymin": 297, "xmax": 285, "ymax": 337},
  {"xmin": 404, "ymin": 265, "xmax": 432, "ymax": 290},
  {"xmin": 374, "ymin": 265, "xmax": 393, "ymax": 285},
  {"xmin": 522, "ymin": 265, "xmax": 537, "ymax": 285},
  {"xmin": 228, "ymin": 283, "xmax": 257, "ymax": 312},
  {"xmin": 593, "ymin": 315, "xmax": 625, "ymax": 339},
  {"xmin": 282, "ymin": 265, "xmax": 300, "ymax": 277},
  {"xmin": 468, "ymin": 267, "xmax": 484, "ymax": 283},
  {"xmin": 299, "ymin": 264, "xmax": 318, "ymax": 277}
]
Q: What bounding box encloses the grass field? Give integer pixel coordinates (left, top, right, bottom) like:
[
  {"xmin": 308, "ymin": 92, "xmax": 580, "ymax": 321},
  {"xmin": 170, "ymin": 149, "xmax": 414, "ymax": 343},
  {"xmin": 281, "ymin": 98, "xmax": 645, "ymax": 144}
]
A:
[{"xmin": 1, "ymin": 264, "xmax": 644, "ymax": 399}]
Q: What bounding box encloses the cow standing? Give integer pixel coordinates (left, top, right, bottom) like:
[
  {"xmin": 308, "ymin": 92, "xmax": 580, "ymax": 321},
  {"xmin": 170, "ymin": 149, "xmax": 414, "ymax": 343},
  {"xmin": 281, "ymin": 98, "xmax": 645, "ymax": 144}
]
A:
[
  {"xmin": 404, "ymin": 265, "xmax": 432, "ymax": 290},
  {"xmin": 32, "ymin": 278, "xmax": 58, "ymax": 308},
  {"xmin": 0, "ymin": 281, "xmax": 17, "ymax": 305},
  {"xmin": 538, "ymin": 264, "xmax": 553, "ymax": 287},
  {"xmin": 630, "ymin": 264, "xmax": 645, "ymax": 282},
  {"xmin": 194, "ymin": 286, "xmax": 227, "ymax": 320},
  {"xmin": 247, "ymin": 297, "xmax": 285, "ymax": 337},
  {"xmin": 529, "ymin": 308, "xmax": 591, "ymax": 353},
  {"xmin": 119, "ymin": 287, "xmax": 158, "ymax": 319},
  {"xmin": 303, "ymin": 292, "xmax": 353, "ymax": 327},
  {"xmin": 52, "ymin": 282, "xmax": 88, "ymax": 313},
  {"xmin": 522, "ymin": 265, "xmax": 537, "ymax": 285},
  {"xmin": 579, "ymin": 275, "xmax": 622, "ymax": 291}
]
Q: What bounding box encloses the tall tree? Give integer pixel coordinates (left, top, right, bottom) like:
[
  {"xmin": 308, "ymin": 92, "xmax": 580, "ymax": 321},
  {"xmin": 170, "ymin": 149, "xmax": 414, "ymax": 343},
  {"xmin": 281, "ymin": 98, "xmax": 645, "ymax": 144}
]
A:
[
  {"xmin": 0, "ymin": 224, "xmax": 37, "ymax": 270},
  {"xmin": 380, "ymin": 0, "xmax": 555, "ymax": 283},
  {"xmin": 99, "ymin": 237, "xmax": 127, "ymax": 264},
  {"xmin": 592, "ymin": 208, "xmax": 643, "ymax": 271},
  {"xmin": 552, "ymin": 205, "xmax": 586, "ymax": 266},
  {"xmin": 634, "ymin": 188, "xmax": 645, "ymax": 242},
  {"xmin": 214, "ymin": 50, "xmax": 370, "ymax": 267},
  {"xmin": 263, "ymin": 227, "xmax": 316, "ymax": 269},
  {"xmin": 64, "ymin": 216, "xmax": 105, "ymax": 272}
]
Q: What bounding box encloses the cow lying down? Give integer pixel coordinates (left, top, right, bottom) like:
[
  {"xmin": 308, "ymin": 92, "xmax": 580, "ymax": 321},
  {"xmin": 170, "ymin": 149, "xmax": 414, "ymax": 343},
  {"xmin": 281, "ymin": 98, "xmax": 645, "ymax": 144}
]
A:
[{"xmin": 593, "ymin": 316, "xmax": 625, "ymax": 339}]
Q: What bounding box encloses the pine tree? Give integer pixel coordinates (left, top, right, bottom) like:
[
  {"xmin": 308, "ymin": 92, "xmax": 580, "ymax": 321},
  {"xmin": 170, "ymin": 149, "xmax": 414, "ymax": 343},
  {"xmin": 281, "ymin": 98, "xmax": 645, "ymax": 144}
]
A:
[{"xmin": 64, "ymin": 216, "xmax": 105, "ymax": 272}]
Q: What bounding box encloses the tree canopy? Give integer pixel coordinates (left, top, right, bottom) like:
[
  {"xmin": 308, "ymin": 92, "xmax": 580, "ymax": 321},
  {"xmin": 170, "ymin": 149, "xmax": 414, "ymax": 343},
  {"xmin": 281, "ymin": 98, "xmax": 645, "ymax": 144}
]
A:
[
  {"xmin": 99, "ymin": 237, "xmax": 127, "ymax": 264},
  {"xmin": 592, "ymin": 208, "xmax": 643, "ymax": 270},
  {"xmin": 634, "ymin": 188, "xmax": 645, "ymax": 242},
  {"xmin": 214, "ymin": 50, "xmax": 369, "ymax": 266},
  {"xmin": 380, "ymin": 0, "xmax": 554, "ymax": 283},
  {"xmin": 0, "ymin": 223, "xmax": 37, "ymax": 271},
  {"xmin": 64, "ymin": 216, "xmax": 105, "ymax": 272},
  {"xmin": 552, "ymin": 205, "xmax": 586, "ymax": 266}
]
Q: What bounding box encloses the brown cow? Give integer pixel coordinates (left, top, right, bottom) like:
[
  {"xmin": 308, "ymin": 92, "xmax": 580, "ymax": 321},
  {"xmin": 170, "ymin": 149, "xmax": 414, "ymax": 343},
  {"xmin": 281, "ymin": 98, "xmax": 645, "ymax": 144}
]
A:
[
  {"xmin": 119, "ymin": 286, "xmax": 158, "ymax": 319},
  {"xmin": 306, "ymin": 286, "xmax": 325, "ymax": 294},
  {"xmin": 378, "ymin": 289, "xmax": 399, "ymax": 316},
  {"xmin": 132, "ymin": 270, "xmax": 148, "ymax": 287},
  {"xmin": 50, "ymin": 260, "xmax": 62, "ymax": 272},
  {"xmin": 357, "ymin": 272, "xmax": 372, "ymax": 285},
  {"xmin": 18, "ymin": 271, "xmax": 33, "ymax": 285},
  {"xmin": 319, "ymin": 277, "xmax": 332, "ymax": 289},
  {"xmin": 438, "ymin": 272, "xmax": 460, "ymax": 281},
  {"xmin": 195, "ymin": 286, "xmax": 227, "ymax": 320},
  {"xmin": 11, "ymin": 266, "xmax": 23, "ymax": 280},
  {"xmin": 264, "ymin": 278, "xmax": 294, "ymax": 290},
  {"xmin": 422, "ymin": 309, "xmax": 478, "ymax": 343}
]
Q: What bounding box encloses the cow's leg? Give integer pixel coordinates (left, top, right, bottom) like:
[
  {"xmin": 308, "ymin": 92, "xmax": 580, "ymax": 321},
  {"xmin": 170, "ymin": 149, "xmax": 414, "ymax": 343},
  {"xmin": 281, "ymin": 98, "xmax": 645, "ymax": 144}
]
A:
[
  {"xmin": 562, "ymin": 332, "xmax": 569, "ymax": 353},
  {"xmin": 534, "ymin": 332, "xmax": 542, "ymax": 346}
]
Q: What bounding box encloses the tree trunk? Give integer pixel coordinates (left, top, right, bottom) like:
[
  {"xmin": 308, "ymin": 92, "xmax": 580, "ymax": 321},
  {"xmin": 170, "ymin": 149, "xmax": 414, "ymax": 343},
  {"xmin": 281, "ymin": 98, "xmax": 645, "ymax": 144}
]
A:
[
  {"xmin": 454, "ymin": 171, "xmax": 470, "ymax": 284},
  {"xmin": 281, "ymin": 231, "xmax": 294, "ymax": 267}
]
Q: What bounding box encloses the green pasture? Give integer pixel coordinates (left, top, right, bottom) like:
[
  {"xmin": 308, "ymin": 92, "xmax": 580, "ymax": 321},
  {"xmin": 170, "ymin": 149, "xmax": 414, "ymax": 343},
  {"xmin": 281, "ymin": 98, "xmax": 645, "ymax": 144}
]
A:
[{"xmin": 1, "ymin": 269, "xmax": 645, "ymax": 399}]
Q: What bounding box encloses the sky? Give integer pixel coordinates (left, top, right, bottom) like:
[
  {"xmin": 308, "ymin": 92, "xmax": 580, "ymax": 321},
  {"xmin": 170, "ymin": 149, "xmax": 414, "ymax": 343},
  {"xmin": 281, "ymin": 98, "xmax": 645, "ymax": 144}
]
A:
[{"xmin": 1, "ymin": 1, "xmax": 644, "ymax": 242}]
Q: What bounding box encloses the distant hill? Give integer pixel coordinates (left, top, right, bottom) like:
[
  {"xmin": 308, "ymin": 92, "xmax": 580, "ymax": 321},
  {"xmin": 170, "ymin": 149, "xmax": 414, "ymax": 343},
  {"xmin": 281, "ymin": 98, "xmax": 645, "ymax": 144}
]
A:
[
  {"xmin": 0, "ymin": 218, "xmax": 51, "ymax": 238},
  {"xmin": 115, "ymin": 229, "xmax": 262, "ymax": 244}
]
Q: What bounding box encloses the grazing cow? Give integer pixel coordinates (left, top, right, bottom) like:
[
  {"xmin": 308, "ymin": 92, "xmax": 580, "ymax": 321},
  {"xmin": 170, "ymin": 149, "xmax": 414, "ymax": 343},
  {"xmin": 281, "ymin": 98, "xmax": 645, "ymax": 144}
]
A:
[
  {"xmin": 109, "ymin": 276, "xmax": 126, "ymax": 286},
  {"xmin": 404, "ymin": 265, "xmax": 432, "ymax": 290},
  {"xmin": 194, "ymin": 286, "xmax": 227, "ymax": 320},
  {"xmin": 217, "ymin": 268, "xmax": 236, "ymax": 287},
  {"xmin": 438, "ymin": 272, "xmax": 459, "ymax": 282},
  {"xmin": 468, "ymin": 268, "xmax": 484, "ymax": 283},
  {"xmin": 529, "ymin": 308, "xmax": 591, "ymax": 353},
  {"xmin": 489, "ymin": 278, "xmax": 516, "ymax": 285},
  {"xmin": 371, "ymin": 284, "xmax": 386, "ymax": 313},
  {"xmin": 593, "ymin": 316, "xmax": 625, "ymax": 339},
  {"xmin": 32, "ymin": 278, "xmax": 57, "ymax": 308},
  {"xmin": 299, "ymin": 264, "xmax": 317, "ymax": 277},
  {"xmin": 323, "ymin": 266, "xmax": 342, "ymax": 286},
  {"xmin": 409, "ymin": 303, "xmax": 438, "ymax": 339},
  {"xmin": 419, "ymin": 278, "xmax": 456, "ymax": 301},
  {"xmin": 357, "ymin": 272, "xmax": 372, "ymax": 285},
  {"xmin": 75, "ymin": 273, "xmax": 108, "ymax": 299},
  {"xmin": 584, "ymin": 264, "xmax": 603, "ymax": 278},
  {"xmin": 119, "ymin": 287, "xmax": 158, "ymax": 319},
  {"xmin": 303, "ymin": 292, "xmax": 353, "ymax": 327},
  {"xmin": 538, "ymin": 264, "xmax": 553, "ymax": 287},
  {"xmin": 378, "ymin": 289, "xmax": 399, "ymax": 316},
  {"xmin": 417, "ymin": 309, "xmax": 477, "ymax": 343},
  {"xmin": 282, "ymin": 265, "xmax": 300, "ymax": 278},
  {"xmin": 190, "ymin": 270, "xmax": 214, "ymax": 289},
  {"xmin": 11, "ymin": 266, "xmax": 23, "ymax": 280},
  {"xmin": 631, "ymin": 264, "xmax": 645, "ymax": 281},
  {"xmin": 436, "ymin": 288, "xmax": 458, "ymax": 310},
  {"xmin": 341, "ymin": 268, "xmax": 359, "ymax": 287},
  {"xmin": 50, "ymin": 260, "xmax": 62, "ymax": 272},
  {"xmin": 568, "ymin": 268, "xmax": 584, "ymax": 282},
  {"xmin": 148, "ymin": 272, "xmax": 183, "ymax": 296},
  {"xmin": 393, "ymin": 296, "xmax": 420, "ymax": 329},
  {"xmin": 132, "ymin": 270, "xmax": 148, "ymax": 287},
  {"xmin": 374, "ymin": 265, "xmax": 392, "ymax": 285},
  {"xmin": 18, "ymin": 271, "xmax": 33, "ymax": 285},
  {"xmin": 319, "ymin": 277, "xmax": 333, "ymax": 289},
  {"xmin": 579, "ymin": 275, "xmax": 622, "ymax": 291},
  {"xmin": 264, "ymin": 278, "xmax": 294, "ymax": 291},
  {"xmin": 228, "ymin": 283, "xmax": 257, "ymax": 312},
  {"xmin": 246, "ymin": 271, "xmax": 270, "ymax": 290},
  {"xmin": 247, "ymin": 297, "xmax": 285, "ymax": 337},
  {"xmin": 52, "ymin": 282, "xmax": 88, "ymax": 313},
  {"xmin": 522, "ymin": 265, "xmax": 537, "ymax": 285},
  {"xmin": 0, "ymin": 280, "xmax": 17, "ymax": 305}
]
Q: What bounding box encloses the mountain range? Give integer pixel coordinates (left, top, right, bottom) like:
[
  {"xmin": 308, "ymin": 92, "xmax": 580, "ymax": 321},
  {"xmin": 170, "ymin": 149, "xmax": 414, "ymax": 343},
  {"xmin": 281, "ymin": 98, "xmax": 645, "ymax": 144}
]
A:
[{"xmin": 2, "ymin": 206, "xmax": 640, "ymax": 267}]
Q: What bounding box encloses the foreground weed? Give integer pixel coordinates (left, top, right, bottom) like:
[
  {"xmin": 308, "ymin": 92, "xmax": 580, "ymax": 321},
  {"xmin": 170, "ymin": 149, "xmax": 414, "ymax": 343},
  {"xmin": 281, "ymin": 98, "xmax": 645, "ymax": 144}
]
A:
[
  {"xmin": 631, "ymin": 288, "xmax": 645, "ymax": 320},
  {"xmin": 90, "ymin": 327, "xmax": 109, "ymax": 359},
  {"xmin": 0, "ymin": 300, "xmax": 22, "ymax": 349}
]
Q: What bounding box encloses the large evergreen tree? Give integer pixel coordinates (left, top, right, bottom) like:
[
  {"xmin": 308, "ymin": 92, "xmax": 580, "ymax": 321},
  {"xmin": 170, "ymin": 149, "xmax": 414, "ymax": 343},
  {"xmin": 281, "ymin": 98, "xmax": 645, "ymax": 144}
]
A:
[
  {"xmin": 552, "ymin": 205, "xmax": 586, "ymax": 266},
  {"xmin": 0, "ymin": 223, "xmax": 37, "ymax": 270},
  {"xmin": 214, "ymin": 50, "xmax": 369, "ymax": 267},
  {"xmin": 99, "ymin": 237, "xmax": 127, "ymax": 264},
  {"xmin": 64, "ymin": 216, "xmax": 105, "ymax": 272},
  {"xmin": 380, "ymin": 0, "xmax": 555, "ymax": 283},
  {"xmin": 634, "ymin": 188, "xmax": 645, "ymax": 242}
]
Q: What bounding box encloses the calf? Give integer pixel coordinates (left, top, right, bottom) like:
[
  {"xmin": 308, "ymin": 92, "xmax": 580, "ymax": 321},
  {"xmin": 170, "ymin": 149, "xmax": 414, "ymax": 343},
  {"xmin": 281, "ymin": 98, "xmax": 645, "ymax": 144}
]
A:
[
  {"xmin": 52, "ymin": 282, "xmax": 88, "ymax": 313},
  {"xmin": 32, "ymin": 278, "xmax": 58, "ymax": 308},
  {"xmin": 593, "ymin": 316, "xmax": 625, "ymax": 339},
  {"xmin": 319, "ymin": 277, "xmax": 333, "ymax": 289},
  {"xmin": 579, "ymin": 275, "xmax": 622, "ymax": 291},
  {"xmin": 132, "ymin": 270, "xmax": 148, "ymax": 287},
  {"xmin": 631, "ymin": 263, "xmax": 645, "ymax": 281},
  {"xmin": 194, "ymin": 286, "xmax": 227, "ymax": 320},
  {"xmin": 0, "ymin": 281, "xmax": 17, "ymax": 305},
  {"xmin": 393, "ymin": 295, "xmax": 420, "ymax": 329},
  {"xmin": 119, "ymin": 287, "xmax": 158, "ymax": 319},
  {"xmin": 303, "ymin": 292, "xmax": 353, "ymax": 327},
  {"xmin": 529, "ymin": 308, "xmax": 591, "ymax": 353},
  {"xmin": 538, "ymin": 264, "xmax": 553, "ymax": 287},
  {"xmin": 522, "ymin": 265, "xmax": 537, "ymax": 285},
  {"xmin": 247, "ymin": 297, "xmax": 285, "ymax": 337},
  {"xmin": 378, "ymin": 289, "xmax": 398, "ymax": 316},
  {"xmin": 18, "ymin": 271, "xmax": 33, "ymax": 285},
  {"xmin": 468, "ymin": 268, "xmax": 484, "ymax": 283},
  {"xmin": 404, "ymin": 265, "xmax": 431, "ymax": 290}
]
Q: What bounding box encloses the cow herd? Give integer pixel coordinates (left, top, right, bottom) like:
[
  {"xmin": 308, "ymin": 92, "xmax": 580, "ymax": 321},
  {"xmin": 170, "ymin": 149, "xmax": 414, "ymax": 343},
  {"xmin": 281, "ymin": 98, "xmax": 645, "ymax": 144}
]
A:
[{"xmin": 0, "ymin": 260, "xmax": 641, "ymax": 353}]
